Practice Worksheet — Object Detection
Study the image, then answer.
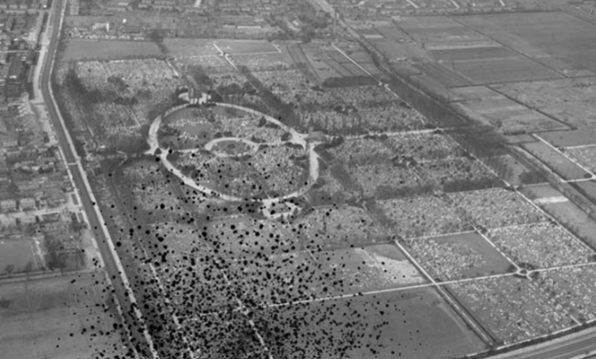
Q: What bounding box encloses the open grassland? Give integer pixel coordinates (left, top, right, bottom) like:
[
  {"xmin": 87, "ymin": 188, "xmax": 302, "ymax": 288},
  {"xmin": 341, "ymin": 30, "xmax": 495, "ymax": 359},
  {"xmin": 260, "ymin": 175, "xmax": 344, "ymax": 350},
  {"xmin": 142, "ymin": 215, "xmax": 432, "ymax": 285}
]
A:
[
  {"xmin": 257, "ymin": 289, "xmax": 485, "ymax": 359},
  {"xmin": 0, "ymin": 272, "xmax": 128, "ymax": 359},
  {"xmin": 61, "ymin": 40, "xmax": 162, "ymax": 62},
  {"xmin": 0, "ymin": 240, "xmax": 41, "ymax": 274}
]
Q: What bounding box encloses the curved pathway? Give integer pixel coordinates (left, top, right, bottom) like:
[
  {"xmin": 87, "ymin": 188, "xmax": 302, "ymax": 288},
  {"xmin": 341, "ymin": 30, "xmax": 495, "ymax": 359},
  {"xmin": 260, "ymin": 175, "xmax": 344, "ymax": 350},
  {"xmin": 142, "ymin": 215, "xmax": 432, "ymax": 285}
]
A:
[{"xmin": 146, "ymin": 101, "xmax": 322, "ymax": 209}]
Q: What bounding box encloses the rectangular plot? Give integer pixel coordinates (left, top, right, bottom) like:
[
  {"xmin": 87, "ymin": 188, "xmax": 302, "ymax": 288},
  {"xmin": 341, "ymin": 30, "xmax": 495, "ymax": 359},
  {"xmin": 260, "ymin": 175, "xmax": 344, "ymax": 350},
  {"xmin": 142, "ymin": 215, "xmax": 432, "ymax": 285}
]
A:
[
  {"xmin": 488, "ymin": 222, "xmax": 592, "ymax": 268},
  {"xmin": 448, "ymin": 188, "xmax": 546, "ymax": 229},
  {"xmin": 430, "ymin": 46, "xmax": 517, "ymax": 62},
  {"xmin": 539, "ymin": 129, "xmax": 596, "ymax": 148},
  {"xmin": 538, "ymin": 266, "xmax": 596, "ymax": 322},
  {"xmin": 216, "ymin": 40, "xmax": 278, "ymax": 54},
  {"xmin": 522, "ymin": 184, "xmax": 596, "ymax": 250},
  {"xmin": 0, "ymin": 240, "xmax": 38, "ymax": 274},
  {"xmin": 450, "ymin": 276, "xmax": 572, "ymax": 344},
  {"xmin": 566, "ymin": 146, "xmax": 596, "ymax": 173},
  {"xmin": 257, "ymin": 288, "xmax": 485, "ymax": 359},
  {"xmin": 294, "ymin": 205, "xmax": 390, "ymax": 250},
  {"xmin": 414, "ymin": 62, "xmax": 472, "ymax": 88},
  {"xmin": 454, "ymin": 57, "xmax": 562, "ymax": 84},
  {"xmin": 313, "ymin": 244, "xmax": 427, "ymax": 295},
  {"xmin": 523, "ymin": 141, "xmax": 591, "ymax": 180},
  {"xmin": 379, "ymin": 195, "xmax": 468, "ymax": 238},
  {"xmin": 403, "ymin": 232, "xmax": 511, "ymax": 281}
]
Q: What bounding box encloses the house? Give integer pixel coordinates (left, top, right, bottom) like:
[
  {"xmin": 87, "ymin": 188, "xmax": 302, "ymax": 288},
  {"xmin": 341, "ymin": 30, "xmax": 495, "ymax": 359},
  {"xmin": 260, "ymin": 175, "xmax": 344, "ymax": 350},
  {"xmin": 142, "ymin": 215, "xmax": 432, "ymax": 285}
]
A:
[
  {"xmin": 0, "ymin": 198, "xmax": 16, "ymax": 212},
  {"xmin": 19, "ymin": 197, "xmax": 36, "ymax": 210}
]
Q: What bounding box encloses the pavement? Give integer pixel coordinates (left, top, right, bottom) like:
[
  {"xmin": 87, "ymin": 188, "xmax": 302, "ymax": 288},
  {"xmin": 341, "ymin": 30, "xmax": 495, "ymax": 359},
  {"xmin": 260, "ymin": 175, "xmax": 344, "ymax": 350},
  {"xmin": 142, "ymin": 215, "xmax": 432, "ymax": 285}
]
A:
[{"xmin": 40, "ymin": 0, "xmax": 157, "ymax": 357}]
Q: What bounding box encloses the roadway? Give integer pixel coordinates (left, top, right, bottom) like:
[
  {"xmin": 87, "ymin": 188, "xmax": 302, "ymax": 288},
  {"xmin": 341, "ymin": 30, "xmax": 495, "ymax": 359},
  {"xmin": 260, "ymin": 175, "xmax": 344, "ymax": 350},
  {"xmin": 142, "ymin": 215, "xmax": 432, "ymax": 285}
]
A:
[{"xmin": 40, "ymin": 0, "xmax": 156, "ymax": 357}]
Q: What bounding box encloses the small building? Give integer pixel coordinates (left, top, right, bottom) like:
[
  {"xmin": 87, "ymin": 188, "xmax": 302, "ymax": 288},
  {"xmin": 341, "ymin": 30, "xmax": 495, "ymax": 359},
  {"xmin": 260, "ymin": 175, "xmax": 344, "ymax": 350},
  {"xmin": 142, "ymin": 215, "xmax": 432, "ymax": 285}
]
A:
[
  {"xmin": 19, "ymin": 197, "xmax": 36, "ymax": 210},
  {"xmin": 0, "ymin": 199, "xmax": 16, "ymax": 212}
]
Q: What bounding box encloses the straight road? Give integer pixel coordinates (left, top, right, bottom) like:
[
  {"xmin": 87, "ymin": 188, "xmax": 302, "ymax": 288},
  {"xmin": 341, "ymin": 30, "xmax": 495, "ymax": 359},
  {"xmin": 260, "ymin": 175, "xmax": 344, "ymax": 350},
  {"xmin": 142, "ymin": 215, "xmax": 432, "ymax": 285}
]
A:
[{"xmin": 40, "ymin": 0, "xmax": 157, "ymax": 357}]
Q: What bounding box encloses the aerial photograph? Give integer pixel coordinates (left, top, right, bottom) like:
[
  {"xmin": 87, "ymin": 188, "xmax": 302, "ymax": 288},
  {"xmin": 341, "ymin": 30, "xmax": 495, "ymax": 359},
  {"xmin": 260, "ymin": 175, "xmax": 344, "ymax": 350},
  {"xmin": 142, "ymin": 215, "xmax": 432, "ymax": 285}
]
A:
[{"xmin": 2, "ymin": 0, "xmax": 596, "ymax": 358}]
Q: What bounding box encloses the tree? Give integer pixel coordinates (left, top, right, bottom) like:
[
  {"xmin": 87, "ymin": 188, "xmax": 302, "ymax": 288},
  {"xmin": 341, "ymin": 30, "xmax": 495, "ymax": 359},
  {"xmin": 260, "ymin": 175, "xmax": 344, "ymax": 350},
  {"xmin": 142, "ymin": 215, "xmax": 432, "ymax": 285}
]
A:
[
  {"xmin": 24, "ymin": 261, "xmax": 33, "ymax": 279},
  {"xmin": 4, "ymin": 264, "xmax": 15, "ymax": 276}
]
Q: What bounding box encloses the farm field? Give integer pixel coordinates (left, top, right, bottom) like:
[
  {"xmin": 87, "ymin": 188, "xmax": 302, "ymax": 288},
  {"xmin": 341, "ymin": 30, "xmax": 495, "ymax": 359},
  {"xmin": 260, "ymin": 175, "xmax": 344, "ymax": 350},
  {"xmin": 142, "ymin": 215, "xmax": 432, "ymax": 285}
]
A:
[
  {"xmin": 60, "ymin": 40, "xmax": 162, "ymax": 62},
  {"xmin": 451, "ymin": 57, "xmax": 561, "ymax": 85},
  {"xmin": 522, "ymin": 141, "xmax": 592, "ymax": 180},
  {"xmin": 429, "ymin": 45, "xmax": 517, "ymax": 62},
  {"xmin": 0, "ymin": 240, "xmax": 41, "ymax": 274},
  {"xmin": 402, "ymin": 232, "xmax": 512, "ymax": 281},
  {"xmin": 458, "ymin": 12, "xmax": 596, "ymax": 74},
  {"xmin": 257, "ymin": 288, "xmax": 485, "ymax": 359},
  {"xmin": 522, "ymin": 184, "xmax": 596, "ymax": 250},
  {"xmin": 0, "ymin": 272, "xmax": 128, "ymax": 359}
]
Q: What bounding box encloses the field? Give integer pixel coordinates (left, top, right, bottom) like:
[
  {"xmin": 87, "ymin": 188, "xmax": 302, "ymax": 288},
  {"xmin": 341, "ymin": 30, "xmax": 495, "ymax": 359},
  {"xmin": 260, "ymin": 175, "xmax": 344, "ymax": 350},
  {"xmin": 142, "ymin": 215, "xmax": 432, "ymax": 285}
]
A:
[
  {"xmin": 522, "ymin": 184, "xmax": 596, "ymax": 249},
  {"xmin": 294, "ymin": 205, "xmax": 389, "ymax": 250},
  {"xmin": 488, "ymin": 222, "xmax": 592, "ymax": 268},
  {"xmin": 574, "ymin": 181, "xmax": 596, "ymax": 204},
  {"xmin": 0, "ymin": 272, "xmax": 128, "ymax": 359},
  {"xmin": 0, "ymin": 240, "xmax": 41, "ymax": 274},
  {"xmin": 452, "ymin": 86, "xmax": 567, "ymax": 134},
  {"xmin": 537, "ymin": 266, "xmax": 596, "ymax": 322},
  {"xmin": 162, "ymin": 38, "xmax": 219, "ymax": 57},
  {"xmin": 539, "ymin": 129, "xmax": 596, "ymax": 148},
  {"xmin": 60, "ymin": 40, "xmax": 162, "ymax": 62},
  {"xmin": 522, "ymin": 142, "xmax": 591, "ymax": 180},
  {"xmin": 451, "ymin": 57, "xmax": 561, "ymax": 85},
  {"xmin": 429, "ymin": 45, "xmax": 517, "ymax": 63},
  {"xmin": 312, "ymin": 244, "xmax": 427, "ymax": 295},
  {"xmin": 379, "ymin": 195, "xmax": 468, "ymax": 238},
  {"xmin": 494, "ymin": 79, "xmax": 596, "ymax": 128},
  {"xmin": 403, "ymin": 232, "xmax": 512, "ymax": 281},
  {"xmin": 450, "ymin": 276, "xmax": 573, "ymax": 344},
  {"xmin": 447, "ymin": 188, "xmax": 546, "ymax": 229},
  {"xmin": 208, "ymin": 217, "xmax": 299, "ymax": 257},
  {"xmin": 458, "ymin": 12, "xmax": 596, "ymax": 74},
  {"xmin": 564, "ymin": 146, "xmax": 596, "ymax": 173},
  {"xmin": 256, "ymin": 289, "xmax": 485, "ymax": 359},
  {"xmin": 216, "ymin": 40, "xmax": 279, "ymax": 55}
]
